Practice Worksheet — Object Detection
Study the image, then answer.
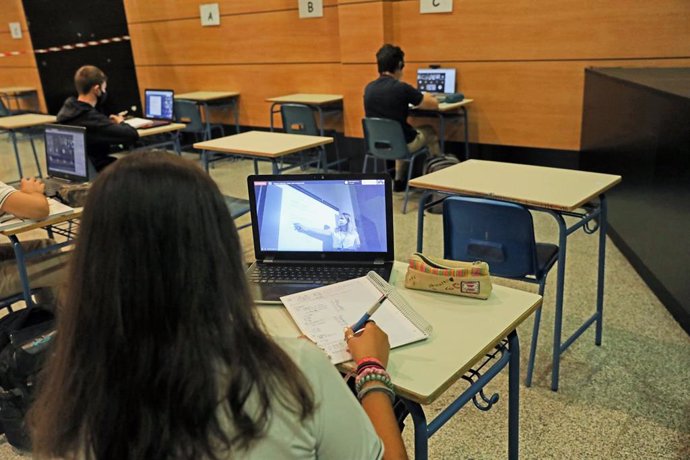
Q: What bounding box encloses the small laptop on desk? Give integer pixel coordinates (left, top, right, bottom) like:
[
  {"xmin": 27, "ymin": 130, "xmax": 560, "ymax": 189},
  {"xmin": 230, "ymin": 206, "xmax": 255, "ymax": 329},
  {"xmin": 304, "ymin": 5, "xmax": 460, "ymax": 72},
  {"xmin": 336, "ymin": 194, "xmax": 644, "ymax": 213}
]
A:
[
  {"xmin": 124, "ymin": 89, "xmax": 174, "ymax": 129},
  {"xmin": 246, "ymin": 174, "xmax": 395, "ymax": 303},
  {"xmin": 43, "ymin": 124, "xmax": 90, "ymax": 197},
  {"xmin": 417, "ymin": 68, "xmax": 456, "ymax": 102}
]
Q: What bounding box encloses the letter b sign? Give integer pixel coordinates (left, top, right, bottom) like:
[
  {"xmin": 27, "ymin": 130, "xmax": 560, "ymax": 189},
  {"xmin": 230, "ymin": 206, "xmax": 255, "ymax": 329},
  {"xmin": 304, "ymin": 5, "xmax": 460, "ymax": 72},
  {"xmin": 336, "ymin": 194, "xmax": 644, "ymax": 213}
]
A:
[
  {"xmin": 299, "ymin": 0, "xmax": 323, "ymax": 18},
  {"xmin": 420, "ymin": 0, "xmax": 453, "ymax": 14}
]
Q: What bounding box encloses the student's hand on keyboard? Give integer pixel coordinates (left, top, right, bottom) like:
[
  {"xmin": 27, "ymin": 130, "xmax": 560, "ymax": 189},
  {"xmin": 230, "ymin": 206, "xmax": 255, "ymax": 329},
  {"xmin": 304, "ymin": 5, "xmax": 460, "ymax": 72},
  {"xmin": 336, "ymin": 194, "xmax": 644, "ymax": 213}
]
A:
[{"xmin": 20, "ymin": 177, "xmax": 45, "ymax": 195}]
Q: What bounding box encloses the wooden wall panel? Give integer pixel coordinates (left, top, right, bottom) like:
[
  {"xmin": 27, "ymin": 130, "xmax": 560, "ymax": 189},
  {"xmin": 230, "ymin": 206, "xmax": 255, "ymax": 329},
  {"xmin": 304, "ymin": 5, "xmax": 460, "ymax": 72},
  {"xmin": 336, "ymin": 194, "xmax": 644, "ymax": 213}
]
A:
[
  {"xmin": 125, "ymin": 0, "xmax": 338, "ymax": 24},
  {"xmin": 129, "ymin": 10, "xmax": 340, "ymax": 66},
  {"xmin": 0, "ymin": 0, "xmax": 45, "ymax": 112},
  {"xmin": 135, "ymin": 64, "xmax": 342, "ymax": 128},
  {"xmin": 339, "ymin": 2, "xmax": 392, "ymax": 64},
  {"xmin": 391, "ymin": 0, "xmax": 690, "ymax": 62}
]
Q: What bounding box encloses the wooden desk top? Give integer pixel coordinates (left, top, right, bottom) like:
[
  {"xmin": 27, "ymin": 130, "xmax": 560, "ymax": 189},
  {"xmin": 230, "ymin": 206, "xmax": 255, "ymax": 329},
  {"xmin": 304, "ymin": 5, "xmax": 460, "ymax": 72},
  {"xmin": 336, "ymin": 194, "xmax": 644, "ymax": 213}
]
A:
[
  {"xmin": 409, "ymin": 159, "xmax": 622, "ymax": 212},
  {"xmin": 193, "ymin": 131, "xmax": 333, "ymax": 158},
  {"xmin": 0, "ymin": 114, "xmax": 56, "ymax": 130},
  {"xmin": 175, "ymin": 91, "xmax": 239, "ymax": 101},
  {"xmin": 266, "ymin": 93, "xmax": 343, "ymax": 105},
  {"xmin": 0, "ymin": 208, "xmax": 83, "ymax": 237},
  {"xmin": 0, "ymin": 86, "xmax": 37, "ymax": 95},
  {"xmin": 136, "ymin": 122, "xmax": 186, "ymax": 138},
  {"xmin": 258, "ymin": 261, "xmax": 541, "ymax": 404}
]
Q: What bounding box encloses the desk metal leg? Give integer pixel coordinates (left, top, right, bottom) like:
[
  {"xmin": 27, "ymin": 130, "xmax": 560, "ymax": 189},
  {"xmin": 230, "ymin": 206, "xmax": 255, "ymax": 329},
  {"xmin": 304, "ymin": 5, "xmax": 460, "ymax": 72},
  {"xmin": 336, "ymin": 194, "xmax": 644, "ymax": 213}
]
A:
[
  {"xmin": 551, "ymin": 213, "xmax": 568, "ymax": 391},
  {"xmin": 508, "ymin": 330, "xmax": 520, "ymax": 460},
  {"xmin": 233, "ymin": 98, "xmax": 240, "ymax": 134},
  {"xmin": 271, "ymin": 159, "xmax": 279, "ymax": 175},
  {"xmin": 461, "ymin": 106, "xmax": 470, "ymax": 160},
  {"xmin": 269, "ymin": 103, "xmax": 279, "ymax": 132},
  {"xmin": 595, "ymin": 194, "xmax": 608, "ymax": 346},
  {"xmin": 10, "ymin": 130, "xmax": 23, "ymax": 181},
  {"xmin": 416, "ymin": 191, "xmax": 431, "ymax": 252},
  {"xmin": 437, "ymin": 113, "xmax": 446, "ymax": 154},
  {"xmin": 10, "ymin": 235, "xmax": 34, "ymax": 308},
  {"xmin": 29, "ymin": 134, "xmax": 43, "ymax": 177}
]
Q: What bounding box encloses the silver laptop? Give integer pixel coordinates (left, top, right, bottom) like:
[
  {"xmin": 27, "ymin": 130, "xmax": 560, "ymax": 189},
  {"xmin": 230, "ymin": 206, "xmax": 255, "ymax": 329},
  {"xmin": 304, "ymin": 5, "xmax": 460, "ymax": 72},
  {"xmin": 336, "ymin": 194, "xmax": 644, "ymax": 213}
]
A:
[
  {"xmin": 246, "ymin": 174, "xmax": 395, "ymax": 303},
  {"xmin": 417, "ymin": 68, "xmax": 457, "ymax": 102},
  {"xmin": 43, "ymin": 124, "xmax": 90, "ymax": 197}
]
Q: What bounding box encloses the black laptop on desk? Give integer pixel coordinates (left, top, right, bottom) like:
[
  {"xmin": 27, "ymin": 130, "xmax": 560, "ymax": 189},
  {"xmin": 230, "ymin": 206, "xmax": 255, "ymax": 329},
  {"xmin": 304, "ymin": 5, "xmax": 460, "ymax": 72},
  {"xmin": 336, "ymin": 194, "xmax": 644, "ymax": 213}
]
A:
[
  {"xmin": 43, "ymin": 124, "xmax": 91, "ymax": 197},
  {"xmin": 246, "ymin": 174, "xmax": 395, "ymax": 303},
  {"xmin": 124, "ymin": 89, "xmax": 174, "ymax": 129}
]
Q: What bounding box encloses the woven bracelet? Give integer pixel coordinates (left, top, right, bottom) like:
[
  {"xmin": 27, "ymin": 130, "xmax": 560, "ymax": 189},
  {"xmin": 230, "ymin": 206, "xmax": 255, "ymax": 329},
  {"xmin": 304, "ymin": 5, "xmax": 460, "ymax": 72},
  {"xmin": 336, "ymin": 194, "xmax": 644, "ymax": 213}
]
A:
[{"xmin": 358, "ymin": 384, "xmax": 396, "ymax": 404}]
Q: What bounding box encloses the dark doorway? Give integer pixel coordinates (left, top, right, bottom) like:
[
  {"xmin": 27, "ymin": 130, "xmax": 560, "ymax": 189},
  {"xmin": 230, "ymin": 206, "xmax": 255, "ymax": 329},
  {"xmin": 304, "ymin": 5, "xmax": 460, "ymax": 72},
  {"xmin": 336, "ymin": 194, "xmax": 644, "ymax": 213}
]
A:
[{"xmin": 22, "ymin": 0, "xmax": 141, "ymax": 116}]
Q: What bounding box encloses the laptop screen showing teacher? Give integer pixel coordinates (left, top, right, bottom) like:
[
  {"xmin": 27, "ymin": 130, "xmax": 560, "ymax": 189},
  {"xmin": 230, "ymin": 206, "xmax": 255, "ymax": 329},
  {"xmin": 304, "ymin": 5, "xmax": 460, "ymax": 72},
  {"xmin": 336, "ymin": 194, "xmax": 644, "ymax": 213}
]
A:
[
  {"xmin": 417, "ymin": 68, "xmax": 456, "ymax": 94},
  {"xmin": 144, "ymin": 89, "xmax": 174, "ymax": 121},
  {"xmin": 251, "ymin": 177, "xmax": 390, "ymax": 255},
  {"xmin": 44, "ymin": 125, "xmax": 88, "ymax": 182}
]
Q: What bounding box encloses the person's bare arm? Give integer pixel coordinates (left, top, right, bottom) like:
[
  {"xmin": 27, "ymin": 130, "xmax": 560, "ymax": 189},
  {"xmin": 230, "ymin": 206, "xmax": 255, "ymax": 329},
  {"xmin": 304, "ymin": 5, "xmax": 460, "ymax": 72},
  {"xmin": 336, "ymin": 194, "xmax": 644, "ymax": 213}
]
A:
[
  {"xmin": 346, "ymin": 323, "xmax": 408, "ymax": 460},
  {"xmin": 415, "ymin": 93, "xmax": 440, "ymax": 110},
  {"xmin": 1, "ymin": 178, "xmax": 49, "ymax": 219}
]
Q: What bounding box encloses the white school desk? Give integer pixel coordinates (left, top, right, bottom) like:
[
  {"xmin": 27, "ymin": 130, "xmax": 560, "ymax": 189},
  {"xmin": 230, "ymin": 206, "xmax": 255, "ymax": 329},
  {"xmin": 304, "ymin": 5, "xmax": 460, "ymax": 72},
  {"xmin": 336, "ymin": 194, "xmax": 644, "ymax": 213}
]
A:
[
  {"xmin": 135, "ymin": 122, "xmax": 186, "ymax": 155},
  {"xmin": 410, "ymin": 160, "xmax": 622, "ymax": 391},
  {"xmin": 193, "ymin": 131, "xmax": 333, "ymax": 175},
  {"xmin": 0, "ymin": 114, "xmax": 56, "ymax": 181},
  {"xmin": 410, "ymin": 98, "xmax": 473, "ymax": 158},
  {"xmin": 175, "ymin": 91, "xmax": 240, "ymax": 135},
  {"xmin": 0, "ymin": 86, "xmax": 39, "ymax": 112},
  {"xmin": 259, "ymin": 261, "xmax": 541, "ymax": 460},
  {"xmin": 0, "ymin": 208, "xmax": 82, "ymax": 307}
]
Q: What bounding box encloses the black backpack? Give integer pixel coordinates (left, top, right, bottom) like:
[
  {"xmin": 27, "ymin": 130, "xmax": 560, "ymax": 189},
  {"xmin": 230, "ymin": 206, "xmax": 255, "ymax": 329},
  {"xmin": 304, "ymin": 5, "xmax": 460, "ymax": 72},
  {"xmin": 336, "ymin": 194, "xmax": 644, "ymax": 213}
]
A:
[
  {"xmin": 0, "ymin": 306, "xmax": 55, "ymax": 451},
  {"xmin": 423, "ymin": 155, "xmax": 461, "ymax": 214}
]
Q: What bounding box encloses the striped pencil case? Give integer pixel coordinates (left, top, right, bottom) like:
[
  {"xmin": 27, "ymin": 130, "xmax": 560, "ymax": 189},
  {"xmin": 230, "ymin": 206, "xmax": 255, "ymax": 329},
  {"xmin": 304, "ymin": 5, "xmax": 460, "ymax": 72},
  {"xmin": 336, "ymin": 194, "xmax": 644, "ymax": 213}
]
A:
[{"xmin": 404, "ymin": 252, "xmax": 492, "ymax": 300}]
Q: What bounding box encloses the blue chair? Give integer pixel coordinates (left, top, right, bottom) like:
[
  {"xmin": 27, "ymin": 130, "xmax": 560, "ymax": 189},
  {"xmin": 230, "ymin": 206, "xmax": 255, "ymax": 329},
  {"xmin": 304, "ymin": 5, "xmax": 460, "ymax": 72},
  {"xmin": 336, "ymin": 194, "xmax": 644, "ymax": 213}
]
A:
[
  {"xmin": 174, "ymin": 99, "xmax": 224, "ymax": 171},
  {"xmin": 362, "ymin": 117, "xmax": 428, "ymax": 213},
  {"xmin": 223, "ymin": 195, "xmax": 251, "ymax": 230},
  {"xmin": 442, "ymin": 196, "xmax": 558, "ymax": 387},
  {"xmin": 279, "ymin": 103, "xmax": 328, "ymax": 173}
]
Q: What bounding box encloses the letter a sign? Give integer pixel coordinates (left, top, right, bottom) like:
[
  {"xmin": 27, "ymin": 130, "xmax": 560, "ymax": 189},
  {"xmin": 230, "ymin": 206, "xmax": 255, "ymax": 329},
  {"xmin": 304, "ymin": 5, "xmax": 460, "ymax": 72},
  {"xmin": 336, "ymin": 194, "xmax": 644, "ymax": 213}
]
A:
[
  {"xmin": 420, "ymin": 0, "xmax": 453, "ymax": 14},
  {"xmin": 200, "ymin": 3, "xmax": 220, "ymax": 26},
  {"xmin": 299, "ymin": 0, "xmax": 323, "ymax": 18}
]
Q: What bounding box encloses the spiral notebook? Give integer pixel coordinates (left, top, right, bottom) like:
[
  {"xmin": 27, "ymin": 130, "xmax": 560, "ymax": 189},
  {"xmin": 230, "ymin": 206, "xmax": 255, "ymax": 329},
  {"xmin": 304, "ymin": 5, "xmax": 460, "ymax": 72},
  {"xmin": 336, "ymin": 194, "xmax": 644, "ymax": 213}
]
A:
[{"xmin": 280, "ymin": 271, "xmax": 432, "ymax": 364}]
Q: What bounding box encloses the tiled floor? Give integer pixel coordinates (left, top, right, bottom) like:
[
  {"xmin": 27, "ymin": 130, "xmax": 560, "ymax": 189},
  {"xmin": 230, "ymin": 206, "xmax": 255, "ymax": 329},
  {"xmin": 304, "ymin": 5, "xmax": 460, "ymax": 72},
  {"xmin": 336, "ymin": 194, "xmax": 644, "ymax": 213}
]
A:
[{"xmin": 0, "ymin": 138, "xmax": 688, "ymax": 459}]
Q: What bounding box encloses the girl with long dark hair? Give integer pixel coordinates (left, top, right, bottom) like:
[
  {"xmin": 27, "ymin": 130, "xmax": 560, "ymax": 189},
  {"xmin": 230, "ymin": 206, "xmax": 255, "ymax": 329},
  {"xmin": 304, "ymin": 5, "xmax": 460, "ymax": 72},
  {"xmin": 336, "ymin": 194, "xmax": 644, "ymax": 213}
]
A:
[{"xmin": 29, "ymin": 152, "xmax": 407, "ymax": 459}]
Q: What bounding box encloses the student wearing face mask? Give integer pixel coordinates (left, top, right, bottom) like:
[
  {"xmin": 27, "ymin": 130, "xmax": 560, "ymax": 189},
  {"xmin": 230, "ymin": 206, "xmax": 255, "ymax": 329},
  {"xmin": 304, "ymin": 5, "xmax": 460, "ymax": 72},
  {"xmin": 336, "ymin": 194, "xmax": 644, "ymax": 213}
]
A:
[{"xmin": 57, "ymin": 65, "xmax": 139, "ymax": 172}]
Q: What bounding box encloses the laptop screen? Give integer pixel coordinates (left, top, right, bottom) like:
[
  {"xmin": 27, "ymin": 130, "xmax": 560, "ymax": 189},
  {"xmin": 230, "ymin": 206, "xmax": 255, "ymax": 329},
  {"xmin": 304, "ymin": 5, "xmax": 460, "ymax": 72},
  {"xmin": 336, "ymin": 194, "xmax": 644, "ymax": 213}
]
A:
[
  {"xmin": 248, "ymin": 174, "xmax": 394, "ymax": 261},
  {"xmin": 417, "ymin": 68, "xmax": 456, "ymax": 93},
  {"xmin": 44, "ymin": 125, "xmax": 89, "ymax": 182},
  {"xmin": 144, "ymin": 89, "xmax": 174, "ymax": 120}
]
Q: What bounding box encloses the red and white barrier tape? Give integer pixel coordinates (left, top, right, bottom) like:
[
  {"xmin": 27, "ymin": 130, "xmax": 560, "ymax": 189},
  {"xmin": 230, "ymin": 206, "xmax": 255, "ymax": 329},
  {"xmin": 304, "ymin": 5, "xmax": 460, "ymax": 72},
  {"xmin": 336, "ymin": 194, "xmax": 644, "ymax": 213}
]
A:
[{"xmin": 0, "ymin": 35, "xmax": 130, "ymax": 58}]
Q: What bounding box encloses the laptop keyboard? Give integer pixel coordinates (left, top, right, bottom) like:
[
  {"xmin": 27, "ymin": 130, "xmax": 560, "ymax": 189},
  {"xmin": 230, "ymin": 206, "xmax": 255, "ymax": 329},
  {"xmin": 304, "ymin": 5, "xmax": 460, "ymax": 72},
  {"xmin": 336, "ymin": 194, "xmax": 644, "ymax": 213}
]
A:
[{"xmin": 248, "ymin": 264, "xmax": 388, "ymax": 284}]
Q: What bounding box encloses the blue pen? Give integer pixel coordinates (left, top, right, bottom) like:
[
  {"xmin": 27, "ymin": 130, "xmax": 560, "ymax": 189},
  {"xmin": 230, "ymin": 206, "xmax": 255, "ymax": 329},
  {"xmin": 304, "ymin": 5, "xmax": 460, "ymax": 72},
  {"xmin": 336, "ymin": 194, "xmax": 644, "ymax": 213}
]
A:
[{"xmin": 351, "ymin": 294, "xmax": 388, "ymax": 332}]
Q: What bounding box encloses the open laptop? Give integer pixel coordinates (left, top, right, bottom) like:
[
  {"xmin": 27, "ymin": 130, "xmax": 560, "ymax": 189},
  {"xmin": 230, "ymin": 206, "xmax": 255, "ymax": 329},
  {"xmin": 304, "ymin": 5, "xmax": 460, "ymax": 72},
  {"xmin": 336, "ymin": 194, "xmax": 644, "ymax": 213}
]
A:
[
  {"xmin": 124, "ymin": 89, "xmax": 174, "ymax": 129},
  {"xmin": 246, "ymin": 174, "xmax": 394, "ymax": 303},
  {"xmin": 43, "ymin": 124, "xmax": 90, "ymax": 197},
  {"xmin": 417, "ymin": 68, "xmax": 456, "ymax": 102}
]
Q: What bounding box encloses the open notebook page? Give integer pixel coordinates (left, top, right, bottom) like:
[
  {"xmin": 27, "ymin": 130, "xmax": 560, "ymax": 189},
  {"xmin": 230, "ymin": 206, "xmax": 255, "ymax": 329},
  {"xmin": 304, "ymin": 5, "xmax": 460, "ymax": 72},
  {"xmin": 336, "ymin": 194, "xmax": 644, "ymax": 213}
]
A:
[{"xmin": 281, "ymin": 276, "xmax": 429, "ymax": 364}]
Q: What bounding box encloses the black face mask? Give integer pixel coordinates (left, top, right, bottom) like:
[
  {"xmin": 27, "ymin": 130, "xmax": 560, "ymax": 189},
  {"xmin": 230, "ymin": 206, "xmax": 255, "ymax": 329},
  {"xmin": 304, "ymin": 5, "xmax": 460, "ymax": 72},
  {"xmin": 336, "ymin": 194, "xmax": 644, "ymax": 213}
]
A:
[{"xmin": 97, "ymin": 87, "xmax": 108, "ymax": 106}]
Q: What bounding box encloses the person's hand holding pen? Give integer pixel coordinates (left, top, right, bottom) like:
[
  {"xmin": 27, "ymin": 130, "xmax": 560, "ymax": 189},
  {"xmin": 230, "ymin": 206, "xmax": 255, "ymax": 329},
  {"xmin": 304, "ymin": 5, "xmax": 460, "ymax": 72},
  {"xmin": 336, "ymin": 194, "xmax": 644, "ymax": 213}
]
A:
[
  {"xmin": 109, "ymin": 110, "xmax": 128, "ymax": 124},
  {"xmin": 344, "ymin": 322, "xmax": 390, "ymax": 366}
]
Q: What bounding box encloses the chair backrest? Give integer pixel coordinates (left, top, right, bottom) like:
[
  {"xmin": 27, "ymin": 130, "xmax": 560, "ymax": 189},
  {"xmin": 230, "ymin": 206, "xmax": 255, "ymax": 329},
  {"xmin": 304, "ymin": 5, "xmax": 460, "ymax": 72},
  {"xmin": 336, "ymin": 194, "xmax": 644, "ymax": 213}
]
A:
[
  {"xmin": 362, "ymin": 117, "xmax": 411, "ymax": 160},
  {"xmin": 442, "ymin": 196, "xmax": 538, "ymax": 278},
  {"xmin": 0, "ymin": 95, "xmax": 11, "ymax": 117},
  {"xmin": 280, "ymin": 104, "xmax": 318, "ymax": 136},
  {"xmin": 173, "ymin": 99, "xmax": 206, "ymax": 134}
]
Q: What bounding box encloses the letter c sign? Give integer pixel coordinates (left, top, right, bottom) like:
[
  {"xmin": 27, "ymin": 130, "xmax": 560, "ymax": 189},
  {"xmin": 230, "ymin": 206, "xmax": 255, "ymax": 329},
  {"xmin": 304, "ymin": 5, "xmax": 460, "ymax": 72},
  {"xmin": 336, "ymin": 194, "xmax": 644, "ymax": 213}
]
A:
[{"xmin": 420, "ymin": 0, "xmax": 453, "ymax": 14}]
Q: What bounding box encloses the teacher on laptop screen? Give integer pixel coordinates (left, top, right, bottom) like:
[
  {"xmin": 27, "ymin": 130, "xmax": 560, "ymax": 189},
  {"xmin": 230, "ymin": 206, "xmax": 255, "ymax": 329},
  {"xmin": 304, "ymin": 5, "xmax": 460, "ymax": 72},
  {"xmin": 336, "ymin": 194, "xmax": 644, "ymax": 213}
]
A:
[{"xmin": 57, "ymin": 65, "xmax": 139, "ymax": 172}]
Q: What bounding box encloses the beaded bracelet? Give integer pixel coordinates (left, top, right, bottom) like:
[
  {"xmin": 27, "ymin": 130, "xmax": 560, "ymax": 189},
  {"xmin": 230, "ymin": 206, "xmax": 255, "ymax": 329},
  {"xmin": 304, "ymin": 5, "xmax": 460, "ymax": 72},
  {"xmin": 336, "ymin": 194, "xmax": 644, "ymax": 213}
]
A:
[
  {"xmin": 355, "ymin": 371, "xmax": 393, "ymax": 394},
  {"xmin": 355, "ymin": 367, "xmax": 390, "ymax": 392},
  {"xmin": 357, "ymin": 383, "xmax": 396, "ymax": 404}
]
